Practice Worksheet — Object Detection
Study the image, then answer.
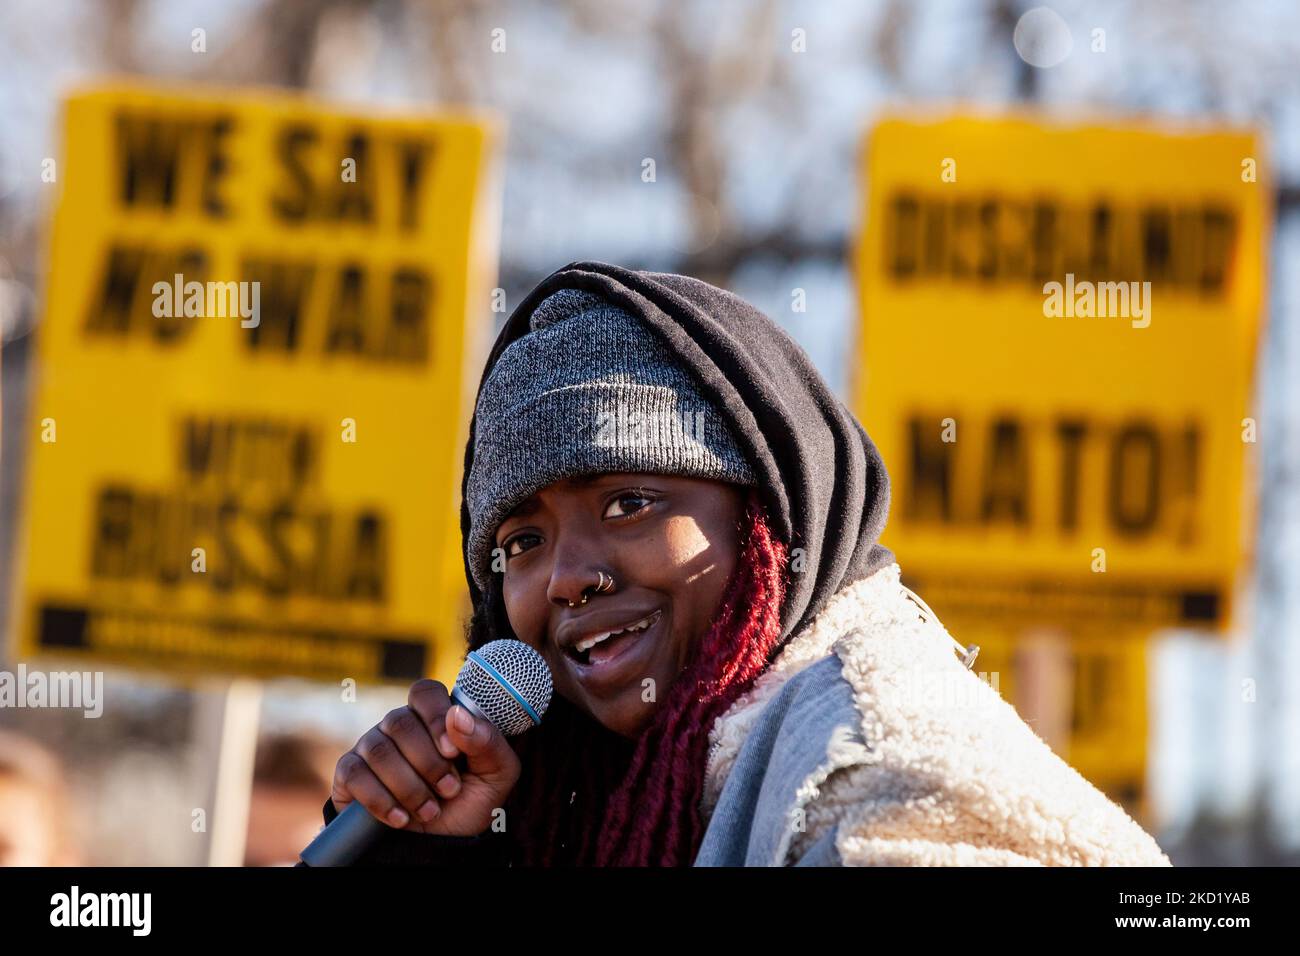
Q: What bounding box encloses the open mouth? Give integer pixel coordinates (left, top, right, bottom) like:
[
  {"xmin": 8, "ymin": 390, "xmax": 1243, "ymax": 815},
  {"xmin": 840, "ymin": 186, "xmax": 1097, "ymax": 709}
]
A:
[{"xmin": 567, "ymin": 609, "xmax": 663, "ymax": 666}]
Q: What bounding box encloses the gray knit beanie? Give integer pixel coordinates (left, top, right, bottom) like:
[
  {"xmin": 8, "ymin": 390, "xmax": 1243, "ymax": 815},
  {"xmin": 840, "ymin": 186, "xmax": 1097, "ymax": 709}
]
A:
[{"xmin": 464, "ymin": 288, "xmax": 756, "ymax": 596}]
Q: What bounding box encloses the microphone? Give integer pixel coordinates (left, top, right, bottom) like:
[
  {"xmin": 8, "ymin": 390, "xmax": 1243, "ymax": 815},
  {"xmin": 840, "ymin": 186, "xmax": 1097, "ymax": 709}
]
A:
[{"xmin": 297, "ymin": 639, "xmax": 553, "ymax": 867}]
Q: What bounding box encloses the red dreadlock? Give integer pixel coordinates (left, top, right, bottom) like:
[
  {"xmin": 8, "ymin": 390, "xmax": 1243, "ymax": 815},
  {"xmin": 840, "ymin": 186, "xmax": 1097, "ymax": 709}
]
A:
[{"xmin": 466, "ymin": 486, "xmax": 788, "ymax": 865}]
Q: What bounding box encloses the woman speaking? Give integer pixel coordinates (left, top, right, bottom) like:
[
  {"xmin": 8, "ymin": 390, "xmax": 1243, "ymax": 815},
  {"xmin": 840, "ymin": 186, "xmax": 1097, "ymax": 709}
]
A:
[{"xmin": 321, "ymin": 260, "xmax": 1172, "ymax": 867}]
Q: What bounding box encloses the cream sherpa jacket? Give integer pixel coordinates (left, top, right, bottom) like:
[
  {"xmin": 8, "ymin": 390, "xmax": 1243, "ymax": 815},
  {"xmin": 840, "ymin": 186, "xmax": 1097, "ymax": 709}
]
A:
[{"xmin": 694, "ymin": 562, "xmax": 1173, "ymax": 867}]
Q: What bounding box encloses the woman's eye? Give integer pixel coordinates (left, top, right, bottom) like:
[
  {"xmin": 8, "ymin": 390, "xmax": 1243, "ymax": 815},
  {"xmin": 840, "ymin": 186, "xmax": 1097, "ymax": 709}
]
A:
[
  {"xmin": 603, "ymin": 493, "xmax": 654, "ymax": 520},
  {"xmin": 503, "ymin": 533, "xmax": 540, "ymax": 558}
]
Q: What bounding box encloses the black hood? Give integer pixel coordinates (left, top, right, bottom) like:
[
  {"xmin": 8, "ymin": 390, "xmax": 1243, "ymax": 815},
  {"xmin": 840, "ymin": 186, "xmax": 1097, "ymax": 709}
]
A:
[{"xmin": 459, "ymin": 260, "xmax": 894, "ymax": 645}]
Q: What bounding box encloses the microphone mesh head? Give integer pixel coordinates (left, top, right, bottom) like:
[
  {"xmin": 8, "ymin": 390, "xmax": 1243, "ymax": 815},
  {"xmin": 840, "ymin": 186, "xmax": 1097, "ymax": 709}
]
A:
[{"xmin": 454, "ymin": 639, "xmax": 553, "ymax": 737}]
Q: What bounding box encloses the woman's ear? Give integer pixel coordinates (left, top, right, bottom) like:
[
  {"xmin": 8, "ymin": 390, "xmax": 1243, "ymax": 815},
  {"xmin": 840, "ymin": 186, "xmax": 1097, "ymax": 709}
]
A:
[
  {"xmin": 488, "ymin": 578, "xmax": 516, "ymax": 642},
  {"xmin": 465, "ymin": 574, "xmax": 516, "ymax": 651},
  {"xmin": 741, "ymin": 485, "xmax": 767, "ymax": 532}
]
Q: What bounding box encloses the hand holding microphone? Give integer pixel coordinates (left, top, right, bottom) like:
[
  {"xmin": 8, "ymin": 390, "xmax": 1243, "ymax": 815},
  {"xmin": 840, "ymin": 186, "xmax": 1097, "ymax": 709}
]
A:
[{"xmin": 299, "ymin": 640, "xmax": 552, "ymax": 865}]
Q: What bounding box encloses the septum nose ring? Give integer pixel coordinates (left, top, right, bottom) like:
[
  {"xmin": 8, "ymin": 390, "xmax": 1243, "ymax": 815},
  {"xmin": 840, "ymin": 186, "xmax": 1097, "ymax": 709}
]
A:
[{"xmin": 568, "ymin": 570, "xmax": 615, "ymax": 607}]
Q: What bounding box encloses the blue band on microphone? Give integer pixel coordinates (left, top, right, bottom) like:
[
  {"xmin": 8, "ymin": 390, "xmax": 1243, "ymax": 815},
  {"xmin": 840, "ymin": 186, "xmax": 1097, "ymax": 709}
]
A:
[{"xmin": 466, "ymin": 650, "xmax": 542, "ymax": 727}]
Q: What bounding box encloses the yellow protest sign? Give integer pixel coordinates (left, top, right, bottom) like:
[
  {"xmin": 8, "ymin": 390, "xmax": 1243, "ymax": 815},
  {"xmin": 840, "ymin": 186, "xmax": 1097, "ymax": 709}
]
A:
[
  {"xmin": 1065, "ymin": 633, "xmax": 1150, "ymax": 811},
  {"xmin": 14, "ymin": 84, "xmax": 503, "ymax": 685},
  {"xmin": 852, "ymin": 115, "xmax": 1266, "ymax": 634}
]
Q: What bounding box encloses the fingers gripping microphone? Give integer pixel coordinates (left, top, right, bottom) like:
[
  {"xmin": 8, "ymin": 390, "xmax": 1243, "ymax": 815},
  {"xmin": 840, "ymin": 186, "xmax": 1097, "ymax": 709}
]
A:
[{"xmin": 298, "ymin": 640, "xmax": 553, "ymax": 866}]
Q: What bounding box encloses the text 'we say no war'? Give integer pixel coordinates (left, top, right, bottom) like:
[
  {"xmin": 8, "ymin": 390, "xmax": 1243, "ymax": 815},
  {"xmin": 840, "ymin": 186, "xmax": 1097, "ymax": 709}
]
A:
[{"xmin": 84, "ymin": 109, "xmax": 442, "ymax": 365}]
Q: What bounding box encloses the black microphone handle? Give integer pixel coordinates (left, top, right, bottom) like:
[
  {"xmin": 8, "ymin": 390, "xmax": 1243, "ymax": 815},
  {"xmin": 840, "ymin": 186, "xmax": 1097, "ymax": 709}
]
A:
[{"xmin": 297, "ymin": 800, "xmax": 391, "ymax": 867}]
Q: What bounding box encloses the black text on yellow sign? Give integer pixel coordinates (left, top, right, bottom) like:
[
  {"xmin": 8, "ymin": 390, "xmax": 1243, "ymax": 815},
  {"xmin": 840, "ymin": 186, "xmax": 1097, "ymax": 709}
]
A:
[
  {"xmin": 90, "ymin": 105, "xmax": 446, "ymax": 360},
  {"xmin": 17, "ymin": 85, "xmax": 502, "ymax": 684},
  {"xmin": 854, "ymin": 115, "xmax": 1266, "ymax": 634}
]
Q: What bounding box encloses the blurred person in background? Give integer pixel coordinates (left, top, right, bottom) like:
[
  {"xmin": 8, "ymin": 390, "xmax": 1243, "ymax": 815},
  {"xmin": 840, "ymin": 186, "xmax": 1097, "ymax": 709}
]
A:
[
  {"xmin": 0, "ymin": 728, "xmax": 78, "ymax": 866},
  {"xmin": 244, "ymin": 730, "xmax": 346, "ymax": 867}
]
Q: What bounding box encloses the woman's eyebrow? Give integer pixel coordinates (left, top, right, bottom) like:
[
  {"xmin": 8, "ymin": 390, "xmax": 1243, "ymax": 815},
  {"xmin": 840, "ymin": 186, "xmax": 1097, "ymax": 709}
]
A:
[
  {"xmin": 504, "ymin": 495, "xmax": 540, "ymax": 521},
  {"xmin": 501, "ymin": 474, "xmax": 614, "ymax": 525}
]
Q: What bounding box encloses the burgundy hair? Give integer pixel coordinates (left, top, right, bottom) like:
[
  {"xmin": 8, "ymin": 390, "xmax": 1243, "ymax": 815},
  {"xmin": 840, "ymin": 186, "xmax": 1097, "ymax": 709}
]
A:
[{"xmin": 465, "ymin": 486, "xmax": 788, "ymax": 866}]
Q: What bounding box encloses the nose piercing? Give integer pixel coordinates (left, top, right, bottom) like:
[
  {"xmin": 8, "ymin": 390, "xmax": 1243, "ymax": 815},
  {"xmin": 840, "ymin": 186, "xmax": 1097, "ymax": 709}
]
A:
[{"xmin": 568, "ymin": 571, "xmax": 615, "ymax": 607}]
